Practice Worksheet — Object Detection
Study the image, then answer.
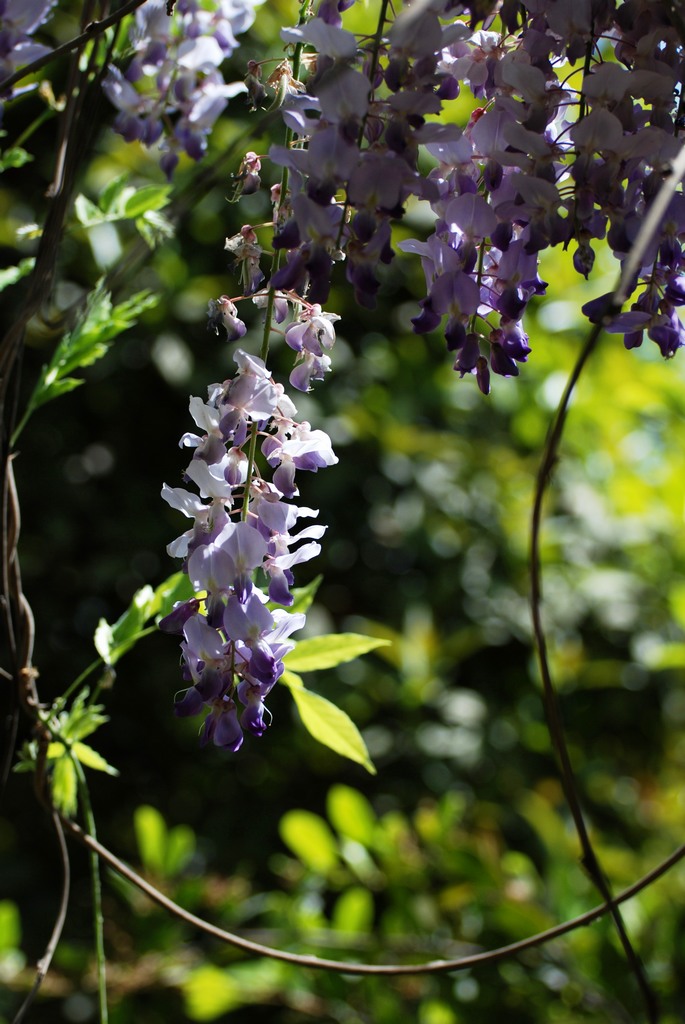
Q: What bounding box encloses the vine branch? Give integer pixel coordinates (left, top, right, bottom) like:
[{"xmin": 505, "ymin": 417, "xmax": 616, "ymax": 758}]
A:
[
  {"xmin": 61, "ymin": 814, "xmax": 685, "ymax": 977},
  {"xmin": 529, "ymin": 140, "xmax": 685, "ymax": 1023}
]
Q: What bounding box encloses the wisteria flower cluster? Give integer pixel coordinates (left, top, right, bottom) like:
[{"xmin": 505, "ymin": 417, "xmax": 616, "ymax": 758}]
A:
[
  {"xmin": 103, "ymin": 0, "xmax": 259, "ymax": 177},
  {"xmin": 157, "ymin": 0, "xmax": 685, "ymax": 748},
  {"xmin": 160, "ymin": 307, "xmax": 339, "ymax": 750},
  {"xmin": 224, "ymin": 0, "xmax": 684, "ymax": 392}
]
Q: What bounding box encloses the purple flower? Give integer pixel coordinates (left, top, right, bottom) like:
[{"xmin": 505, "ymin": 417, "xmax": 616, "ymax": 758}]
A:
[
  {"xmin": 207, "ymin": 296, "xmax": 247, "ymax": 342},
  {"xmin": 200, "ymin": 698, "xmax": 243, "ymax": 751}
]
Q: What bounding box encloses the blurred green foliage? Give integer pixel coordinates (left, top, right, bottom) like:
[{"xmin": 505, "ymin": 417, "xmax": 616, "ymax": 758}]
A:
[{"xmin": 2, "ymin": 3, "xmax": 685, "ymax": 1023}]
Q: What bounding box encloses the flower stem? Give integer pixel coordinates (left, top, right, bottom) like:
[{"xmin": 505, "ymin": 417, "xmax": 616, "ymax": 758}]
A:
[
  {"xmin": 241, "ymin": 6, "xmax": 308, "ymax": 522},
  {"xmin": 73, "ymin": 760, "xmax": 108, "ymax": 1024}
]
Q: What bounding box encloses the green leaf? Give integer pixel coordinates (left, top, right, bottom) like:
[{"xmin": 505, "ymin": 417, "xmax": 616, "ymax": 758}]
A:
[
  {"xmin": 279, "ymin": 809, "xmax": 339, "ymax": 873},
  {"xmin": 183, "ymin": 962, "xmax": 287, "ymax": 1021},
  {"xmin": 16, "ymin": 284, "xmax": 158, "ymax": 440},
  {"xmin": 76, "ymin": 181, "xmax": 168, "ymax": 225},
  {"xmin": 134, "ymin": 806, "xmax": 195, "ymax": 877},
  {"xmin": 285, "ymin": 633, "xmax": 391, "ymax": 672},
  {"xmin": 94, "ymin": 619, "xmax": 114, "ymax": 664},
  {"xmin": 124, "ymin": 184, "xmax": 172, "ymax": 219},
  {"xmin": 94, "ymin": 572, "xmax": 193, "ymax": 666},
  {"xmin": 165, "ymin": 824, "xmax": 196, "ymax": 876},
  {"xmin": 0, "ymin": 901, "xmax": 21, "ymax": 951},
  {"xmin": 153, "ymin": 571, "xmax": 195, "ymax": 621},
  {"xmin": 0, "ymin": 258, "xmax": 34, "ymax": 293},
  {"xmin": 106, "ymin": 584, "xmax": 156, "ymax": 664},
  {"xmin": 33, "ymin": 377, "xmax": 83, "ymax": 405},
  {"xmin": 134, "ymin": 805, "xmax": 167, "ymax": 876},
  {"xmin": 327, "ymin": 785, "xmax": 376, "ymax": 845},
  {"xmin": 58, "ymin": 689, "xmax": 109, "ymax": 744},
  {"xmin": 331, "ymin": 886, "xmax": 374, "ymax": 934},
  {"xmin": 280, "ymin": 672, "xmax": 376, "ymax": 774},
  {"xmin": 74, "ymin": 193, "xmax": 106, "ymax": 227},
  {"xmin": 72, "ymin": 742, "xmax": 118, "ymax": 776},
  {"xmin": 135, "ymin": 209, "xmax": 174, "ymax": 249},
  {"xmin": 51, "ymin": 755, "xmax": 77, "ymax": 816},
  {"xmin": 0, "ymin": 147, "xmax": 33, "ymax": 172},
  {"xmin": 99, "ymin": 174, "xmax": 131, "ymax": 213},
  {"xmin": 184, "ymin": 965, "xmax": 241, "ymax": 1019}
]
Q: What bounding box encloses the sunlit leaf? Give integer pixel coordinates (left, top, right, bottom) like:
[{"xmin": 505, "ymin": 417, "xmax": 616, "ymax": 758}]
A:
[
  {"xmin": 124, "ymin": 184, "xmax": 172, "ymax": 218},
  {"xmin": 136, "ymin": 209, "xmax": 175, "ymax": 248},
  {"xmin": 153, "ymin": 571, "xmax": 195, "ymax": 622},
  {"xmin": 51, "ymin": 755, "xmax": 77, "ymax": 816},
  {"xmin": 183, "ymin": 965, "xmax": 241, "ymax": 1019},
  {"xmin": 279, "ymin": 809, "xmax": 339, "ymax": 873},
  {"xmin": 0, "ymin": 146, "xmax": 32, "ymax": 171},
  {"xmin": 183, "ymin": 962, "xmax": 288, "ymax": 1021},
  {"xmin": 331, "ymin": 886, "xmax": 374, "ymax": 934},
  {"xmin": 166, "ymin": 824, "xmax": 196, "ymax": 876},
  {"xmin": 74, "ymin": 193, "xmax": 104, "ymax": 226},
  {"xmin": 97, "ymin": 574, "xmax": 194, "ymax": 665},
  {"xmin": 285, "ymin": 633, "xmax": 391, "ymax": 672},
  {"xmin": 99, "ymin": 174, "xmax": 132, "ymax": 213},
  {"xmin": 94, "ymin": 619, "xmax": 114, "ymax": 664},
  {"xmin": 0, "ymin": 258, "xmax": 34, "ymax": 293},
  {"xmin": 15, "ymin": 284, "xmax": 158, "ymax": 442},
  {"xmin": 0, "ymin": 901, "xmax": 21, "ymax": 951},
  {"xmin": 280, "ymin": 672, "xmax": 376, "ymax": 774},
  {"xmin": 72, "ymin": 742, "xmax": 118, "ymax": 776},
  {"xmin": 58, "ymin": 690, "xmax": 109, "ymax": 744},
  {"xmin": 327, "ymin": 784, "xmax": 376, "ymax": 845},
  {"xmin": 134, "ymin": 805, "xmax": 167, "ymax": 876}
]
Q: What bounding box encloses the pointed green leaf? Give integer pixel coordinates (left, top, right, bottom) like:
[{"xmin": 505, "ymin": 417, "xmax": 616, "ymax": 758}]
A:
[
  {"xmin": 134, "ymin": 805, "xmax": 167, "ymax": 875},
  {"xmin": 153, "ymin": 571, "xmax": 195, "ymax": 622},
  {"xmin": 124, "ymin": 184, "xmax": 172, "ymax": 219},
  {"xmin": 0, "ymin": 258, "xmax": 35, "ymax": 293},
  {"xmin": 285, "ymin": 633, "xmax": 391, "ymax": 672},
  {"xmin": 279, "ymin": 809, "xmax": 339, "ymax": 873},
  {"xmin": 183, "ymin": 962, "xmax": 287, "ymax": 1021},
  {"xmin": 331, "ymin": 886, "xmax": 374, "ymax": 934},
  {"xmin": 165, "ymin": 824, "xmax": 195, "ymax": 876},
  {"xmin": 0, "ymin": 146, "xmax": 32, "ymax": 171},
  {"xmin": 51, "ymin": 755, "xmax": 78, "ymax": 816},
  {"xmin": 183, "ymin": 964, "xmax": 241, "ymax": 1019},
  {"xmin": 72, "ymin": 742, "xmax": 118, "ymax": 776},
  {"xmin": 135, "ymin": 210, "xmax": 174, "ymax": 249},
  {"xmin": 17, "ymin": 285, "xmax": 158, "ymax": 441},
  {"xmin": 327, "ymin": 785, "xmax": 376, "ymax": 845},
  {"xmin": 75, "ymin": 193, "xmax": 105, "ymax": 226},
  {"xmin": 57, "ymin": 689, "xmax": 109, "ymax": 744},
  {"xmin": 280, "ymin": 672, "xmax": 376, "ymax": 774},
  {"xmin": 0, "ymin": 900, "xmax": 21, "ymax": 950},
  {"xmin": 33, "ymin": 377, "xmax": 83, "ymax": 406},
  {"xmin": 98, "ymin": 174, "xmax": 129, "ymax": 212},
  {"xmin": 94, "ymin": 574, "xmax": 194, "ymax": 667},
  {"xmin": 94, "ymin": 618, "xmax": 114, "ymax": 664},
  {"xmin": 108, "ymin": 585, "xmax": 155, "ymax": 660}
]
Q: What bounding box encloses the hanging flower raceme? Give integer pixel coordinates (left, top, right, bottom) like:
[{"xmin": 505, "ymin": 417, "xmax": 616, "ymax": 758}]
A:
[
  {"xmin": 240, "ymin": 0, "xmax": 685, "ymax": 392},
  {"xmin": 102, "ymin": 0, "xmax": 259, "ymax": 175},
  {"xmin": 161, "ymin": 288, "xmax": 339, "ymax": 750}
]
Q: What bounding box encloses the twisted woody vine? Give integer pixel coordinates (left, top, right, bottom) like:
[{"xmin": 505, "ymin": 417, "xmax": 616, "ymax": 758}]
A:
[{"xmin": 2, "ymin": 0, "xmax": 685, "ymax": 1021}]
